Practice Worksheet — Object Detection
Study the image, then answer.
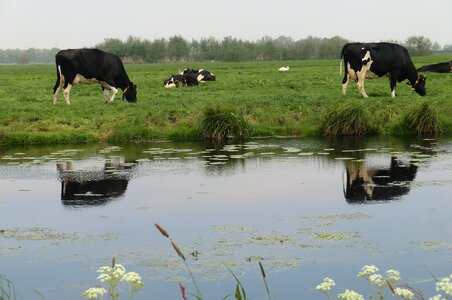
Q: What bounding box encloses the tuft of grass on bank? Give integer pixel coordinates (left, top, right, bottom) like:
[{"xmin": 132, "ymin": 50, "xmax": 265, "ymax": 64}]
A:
[
  {"xmin": 321, "ymin": 100, "xmax": 371, "ymax": 136},
  {"xmin": 1, "ymin": 56, "xmax": 452, "ymax": 145}
]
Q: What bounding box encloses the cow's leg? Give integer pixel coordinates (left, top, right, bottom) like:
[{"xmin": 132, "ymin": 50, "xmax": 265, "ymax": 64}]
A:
[
  {"xmin": 63, "ymin": 84, "xmax": 72, "ymax": 105},
  {"xmin": 389, "ymin": 71, "xmax": 400, "ymax": 98},
  {"xmin": 53, "ymin": 79, "xmax": 63, "ymax": 105},
  {"xmin": 342, "ymin": 74, "xmax": 350, "ymax": 96},
  {"xmin": 52, "ymin": 69, "xmax": 65, "ymax": 105},
  {"xmin": 102, "ymin": 88, "xmax": 110, "ymax": 103},
  {"xmin": 108, "ymin": 87, "xmax": 118, "ymax": 103},
  {"xmin": 356, "ymin": 71, "xmax": 369, "ymax": 98}
]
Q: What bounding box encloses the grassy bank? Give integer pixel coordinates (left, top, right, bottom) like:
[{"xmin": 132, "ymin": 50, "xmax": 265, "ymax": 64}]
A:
[{"xmin": 1, "ymin": 55, "xmax": 452, "ymax": 145}]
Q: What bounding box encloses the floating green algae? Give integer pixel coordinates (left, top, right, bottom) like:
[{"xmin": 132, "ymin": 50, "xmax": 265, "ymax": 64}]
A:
[{"xmin": 315, "ymin": 231, "xmax": 361, "ymax": 241}]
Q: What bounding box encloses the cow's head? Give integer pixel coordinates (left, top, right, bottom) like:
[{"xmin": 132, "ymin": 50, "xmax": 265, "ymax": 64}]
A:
[
  {"xmin": 411, "ymin": 75, "xmax": 427, "ymax": 96},
  {"xmin": 124, "ymin": 82, "xmax": 137, "ymax": 102}
]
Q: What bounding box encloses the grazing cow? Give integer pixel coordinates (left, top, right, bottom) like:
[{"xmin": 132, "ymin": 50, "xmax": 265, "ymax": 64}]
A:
[
  {"xmin": 181, "ymin": 68, "xmax": 216, "ymax": 82},
  {"xmin": 53, "ymin": 48, "xmax": 137, "ymax": 105},
  {"xmin": 341, "ymin": 42, "xmax": 426, "ymax": 98},
  {"xmin": 417, "ymin": 61, "xmax": 452, "ymax": 73},
  {"xmin": 163, "ymin": 73, "xmax": 199, "ymax": 88}
]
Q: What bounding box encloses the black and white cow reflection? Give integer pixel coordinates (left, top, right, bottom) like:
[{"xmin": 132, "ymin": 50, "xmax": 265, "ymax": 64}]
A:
[
  {"xmin": 344, "ymin": 156, "xmax": 418, "ymax": 203},
  {"xmin": 57, "ymin": 158, "xmax": 135, "ymax": 206}
]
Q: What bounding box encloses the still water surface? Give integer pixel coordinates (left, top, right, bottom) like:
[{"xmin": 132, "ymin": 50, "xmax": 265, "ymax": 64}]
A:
[{"xmin": 1, "ymin": 136, "xmax": 451, "ymax": 299}]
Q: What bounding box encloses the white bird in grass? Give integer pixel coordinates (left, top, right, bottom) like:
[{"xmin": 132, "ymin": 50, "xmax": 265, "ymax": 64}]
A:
[{"xmin": 278, "ymin": 66, "xmax": 290, "ymax": 72}]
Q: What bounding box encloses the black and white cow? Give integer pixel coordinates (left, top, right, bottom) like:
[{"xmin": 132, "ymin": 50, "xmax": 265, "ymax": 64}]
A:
[
  {"xmin": 53, "ymin": 48, "xmax": 137, "ymax": 105},
  {"xmin": 181, "ymin": 68, "xmax": 216, "ymax": 82},
  {"xmin": 163, "ymin": 73, "xmax": 199, "ymax": 88},
  {"xmin": 417, "ymin": 61, "xmax": 452, "ymax": 73},
  {"xmin": 341, "ymin": 42, "xmax": 426, "ymax": 98}
]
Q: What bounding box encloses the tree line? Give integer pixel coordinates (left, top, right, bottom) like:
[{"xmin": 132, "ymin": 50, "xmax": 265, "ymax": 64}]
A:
[{"xmin": 1, "ymin": 35, "xmax": 450, "ymax": 64}]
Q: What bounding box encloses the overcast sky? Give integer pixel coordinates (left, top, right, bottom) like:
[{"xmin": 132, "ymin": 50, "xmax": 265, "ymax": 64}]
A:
[{"xmin": 1, "ymin": 0, "xmax": 451, "ymax": 49}]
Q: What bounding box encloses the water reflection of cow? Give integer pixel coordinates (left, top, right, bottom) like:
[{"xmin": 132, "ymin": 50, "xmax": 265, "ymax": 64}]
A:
[
  {"xmin": 344, "ymin": 156, "xmax": 418, "ymax": 203},
  {"xmin": 57, "ymin": 158, "xmax": 135, "ymax": 206}
]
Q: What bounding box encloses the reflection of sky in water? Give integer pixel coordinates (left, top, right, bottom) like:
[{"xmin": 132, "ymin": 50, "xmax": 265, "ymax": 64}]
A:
[{"xmin": 0, "ymin": 137, "xmax": 451, "ymax": 299}]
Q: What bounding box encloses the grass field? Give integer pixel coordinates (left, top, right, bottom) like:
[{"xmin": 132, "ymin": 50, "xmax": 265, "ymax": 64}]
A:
[{"xmin": 1, "ymin": 55, "xmax": 452, "ymax": 145}]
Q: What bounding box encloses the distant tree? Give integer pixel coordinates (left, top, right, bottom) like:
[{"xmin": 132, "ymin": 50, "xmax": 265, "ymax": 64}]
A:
[
  {"xmin": 319, "ymin": 36, "xmax": 349, "ymax": 59},
  {"xmin": 124, "ymin": 36, "xmax": 148, "ymax": 62},
  {"xmin": 404, "ymin": 35, "xmax": 433, "ymax": 56},
  {"xmin": 220, "ymin": 36, "xmax": 244, "ymax": 61},
  {"xmin": 146, "ymin": 38, "xmax": 167, "ymax": 63},
  {"xmin": 96, "ymin": 38, "xmax": 126, "ymax": 57},
  {"xmin": 258, "ymin": 36, "xmax": 282, "ymax": 60},
  {"xmin": 167, "ymin": 35, "xmax": 190, "ymax": 61},
  {"xmin": 295, "ymin": 36, "xmax": 322, "ymax": 59},
  {"xmin": 443, "ymin": 44, "xmax": 452, "ymax": 52},
  {"xmin": 197, "ymin": 37, "xmax": 221, "ymax": 61},
  {"xmin": 432, "ymin": 42, "xmax": 441, "ymax": 52}
]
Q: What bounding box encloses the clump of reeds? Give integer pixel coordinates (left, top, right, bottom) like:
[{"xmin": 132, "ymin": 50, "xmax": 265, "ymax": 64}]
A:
[
  {"xmin": 200, "ymin": 107, "xmax": 250, "ymax": 141},
  {"xmin": 1, "ymin": 273, "xmax": 17, "ymax": 300},
  {"xmin": 404, "ymin": 101, "xmax": 441, "ymax": 135},
  {"xmin": 154, "ymin": 223, "xmax": 202, "ymax": 300},
  {"xmin": 227, "ymin": 268, "xmax": 247, "ymax": 300},
  {"xmin": 322, "ymin": 101, "xmax": 369, "ymax": 136}
]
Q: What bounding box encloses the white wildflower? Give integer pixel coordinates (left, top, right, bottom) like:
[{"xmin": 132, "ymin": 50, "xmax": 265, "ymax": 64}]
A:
[
  {"xmin": 428, "ymin": 294, "xmax": 445, "ymax": 300},
  {"xmin": 394, "ymin": 287, "xmax": 415, "ymax": 300},
  {"xmin": 122, "ymin": 271, "xmax": 144, "ymax": 289},
  {"xmin": 385, "ymin": 269, "xmax": 401, "ymax": 282},
  {"xmin": 436, "ymin": 275, "xmax": 452, "ymax": 296},
  {"xmin": 113, "ymin": 264, "xmax": 126, "ymax": 277},
  {"xmin": 96, "ymin": 264, "xmax": 125, "ymax": 287},
  {"xmin": 96, "ymin": 273, "xmax": 111, "ymax": 283},
  {"xmin": 338, "ymin": 289, "xmax": 365, "ymax": 300},
  {"xmin": 369, "ymin": 274, "xmax": 386, "ymax": 288},
  {"xmin": 82, "ymin": 286, "xmax": 107, "ymax": 299},
  {"xmin": 315, "ymin": 277, "xmax": 335, "ymax": 292},
  {"xmin": 357, "ymin": 265, "xmax": 379, "ymax": 279}
]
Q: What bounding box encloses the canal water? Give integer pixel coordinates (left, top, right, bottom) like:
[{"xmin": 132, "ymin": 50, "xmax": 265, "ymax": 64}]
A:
[{"xmin": 1, "ymin": 136, "xmax": 451, "ymax": 299}]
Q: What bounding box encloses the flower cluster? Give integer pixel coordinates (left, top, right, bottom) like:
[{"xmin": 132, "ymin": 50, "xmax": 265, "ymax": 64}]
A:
[
  {"xmin": 316, "ymin": 277, "xmax": 336, "ymax": 293},
  {"xmin": 337, "ymin": 289, "xmax": 364, "ymax": 300},
  {"xmin": 436, "ymin": 275, "xmax": 452, "ymax": 296},
  {"xmin": 394, "ymin": 287, "xmax": 415, "ymax": 300},
  {"xmin": 357, "ymin": 265, "xmax": 379, "ymax": 279},
  {"xmin": 385, "ymin": 269, "xmax": 401, "ymax": 282},
  {"xmin": 83, "ymin": 262, "xmax": 144, "ymax": 300},
  {"xmin": 368, "ymin": 274, "xmax": 386, "ymax": 288},
  {"xmin": 316, "ymin": 265, "xmax": 451, "ymax": 300},
  {"xmin": 82, "ymin": 287, "xmax": 107, "ymax": 299},
  {"xmin": 122, "ymin": 271, "xmax": 145, "ymax": 289},
  {"xmin": 428, "ymin": 275, "xmax": 452, "ymax": 300},
  {"xmin": 97, "ymin": 264, "xmax": 126, "ymax": 288}
]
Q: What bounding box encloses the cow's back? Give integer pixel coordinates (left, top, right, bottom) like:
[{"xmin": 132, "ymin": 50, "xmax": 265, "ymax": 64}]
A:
[{"xmin": 56, "ymin": 49, "xmax": 124, "ymax": 80}]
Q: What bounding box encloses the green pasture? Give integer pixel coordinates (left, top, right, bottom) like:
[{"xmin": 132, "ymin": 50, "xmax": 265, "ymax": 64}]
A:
[{"xmin": 0, "ymin": 55, "xmax": 451, "ymax": 145}]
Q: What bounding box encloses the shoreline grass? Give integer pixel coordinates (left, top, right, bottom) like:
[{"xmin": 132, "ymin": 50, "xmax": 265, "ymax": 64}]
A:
[{"xmin": 1, "ymin": 56, "xmax": 452, "ymax": 145}]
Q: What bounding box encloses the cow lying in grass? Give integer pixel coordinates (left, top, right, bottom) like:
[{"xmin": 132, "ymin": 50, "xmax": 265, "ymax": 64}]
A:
[
  {"xmin": 163, "ymin": 68, "xmax": 216, "ymax": 88},
  {"xmin": 417, "ymin": 61, "xmax": 452, "ymax": 73}
]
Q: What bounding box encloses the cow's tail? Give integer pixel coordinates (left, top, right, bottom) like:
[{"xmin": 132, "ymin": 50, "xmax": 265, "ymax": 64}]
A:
[
  {"xmin": 53, "ymin": 61, "xmax": 61, "ymax": 93},
  {"xmin": 339, "ymin": 45, "xmax": 346, "ymax": 77},
  {"xmin": 339, "ymin": 44, "xmax": 349, "ymax": 78}
]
